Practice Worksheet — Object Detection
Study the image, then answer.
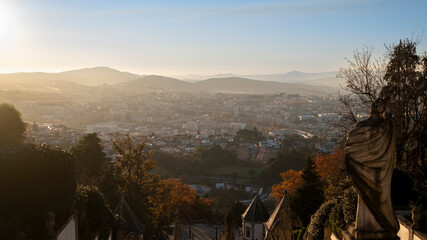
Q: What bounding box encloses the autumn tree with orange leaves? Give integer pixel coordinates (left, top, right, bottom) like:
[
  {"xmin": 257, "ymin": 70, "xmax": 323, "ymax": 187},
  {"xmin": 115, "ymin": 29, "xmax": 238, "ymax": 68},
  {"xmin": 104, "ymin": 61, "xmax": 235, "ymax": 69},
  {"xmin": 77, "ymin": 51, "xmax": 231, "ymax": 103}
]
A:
[
  {"xmin": 157, "ymin": 178, "xmax": 212, "ymax": 224},
  {"xmin": 272, "ymin": 146, "xmax": 346, "ymax": 203},
  {"xmin": 111, "ymin": 134, "xmax": 160, "ymax": 238},
  {"xmin": 314, "ymin": 145, "xmax": 345, "ymax": 183},
  {"xmin": 271, "ymin": 169, "xmax": 303, "ymax": 202}
]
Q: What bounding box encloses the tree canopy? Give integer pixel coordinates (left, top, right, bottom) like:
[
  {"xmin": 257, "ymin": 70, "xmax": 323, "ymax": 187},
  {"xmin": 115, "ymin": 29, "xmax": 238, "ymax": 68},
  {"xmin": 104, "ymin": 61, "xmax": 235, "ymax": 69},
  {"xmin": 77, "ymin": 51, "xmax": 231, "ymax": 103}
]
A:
[
  {"xmin": 234, "ymin": 127, "xmax": 263, "ymax": 144},
  {"xmin": 71, "ymin": 133, "xmax": 107, "ymax": 182},
  {"xmin": 383, "ymin": 39, "xmax": 427, "ymax": 178},
  {"xmin": 75, "ymin": 185, "xmax": 114, "ymax": 240},
  {"xmin": 0, "ymin": 103, "xmax": 26, "ymax": 146},
  {"xmin": 194, "ymin": 145, "xmax": 237, "ymax": 167},
  {"xmin": 0, "ymin": 144, "xmax": 76, "ymax": 239},
  {"xmin": 108, "ymin": 134, "xmax": 160, "ymax": 238},
  {"xmin": 156, "ymin": 178, "xmax": 212, "ymax": 224},
  {"xmin": 288, "ymin": 155, "xmax": 324, "ymax": 226},
  {"xmin": 259, "ymin": 149, "xmax": 305, "ymax": 185}
]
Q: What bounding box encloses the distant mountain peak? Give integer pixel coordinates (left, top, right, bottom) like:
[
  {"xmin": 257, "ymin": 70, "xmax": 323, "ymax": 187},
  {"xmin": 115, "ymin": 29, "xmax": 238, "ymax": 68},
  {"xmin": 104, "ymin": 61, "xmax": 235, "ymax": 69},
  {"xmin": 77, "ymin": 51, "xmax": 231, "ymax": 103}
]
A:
[
  {"xmin": 287, "ymin": 70, "xmax": 304, "ymax": 74},
  {"xmin": 60, "ymin": 66, "xmax": 133, "ymax": 74}
]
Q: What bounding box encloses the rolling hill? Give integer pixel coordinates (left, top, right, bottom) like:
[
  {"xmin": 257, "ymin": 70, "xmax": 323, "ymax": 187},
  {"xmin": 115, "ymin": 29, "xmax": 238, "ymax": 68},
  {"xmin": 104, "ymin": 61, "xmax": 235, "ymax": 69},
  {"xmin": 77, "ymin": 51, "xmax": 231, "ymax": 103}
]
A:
[
  {"xmin": 0, "ymin": 67, "xmax": 339, "ymax": 96},
  {"xmin": 175, "ymin": 70, "xmax": 342, "ymax": 87},
  {"xmin": 0, "ymin": 67, "xmax": 141, "ymax": 88},
  {"xmin": 58, "ymin": 67, "xmax": 140, "ymax": 86},
  {"xmin": 116, "ymin": 75, "xmax": 194, "ymax": 92},
  {"xmin": 116, "ymin": 76, "xmax": 338, "ymax": 95},
  {"xmin": 194, "ymin": 77, "xmax": 337, "ymax": 95}
]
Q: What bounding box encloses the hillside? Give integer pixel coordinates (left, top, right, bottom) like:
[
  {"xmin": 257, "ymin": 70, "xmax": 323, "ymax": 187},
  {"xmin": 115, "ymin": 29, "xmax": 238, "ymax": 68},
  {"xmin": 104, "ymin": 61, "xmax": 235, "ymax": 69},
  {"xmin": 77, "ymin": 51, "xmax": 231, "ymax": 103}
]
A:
[
  {"xmin": 116, "ymin": 76, "xmax": 337, "ymax": 95},
  {"xmin": 116, "ymin": 75, "xmax": 194, "ymax": 92},
  {"xmin": 242, "ymin": 71, "xmax": 338, "ymax": 83},
  {"xmin": 176, "ymin": 71, "xmax": 340, "ymax": 86},
  {"xmin": 58, "ymin": 67, "xmax": 140, "ymax": 86},
  {"xmin": 0, "ymin": 67, "xmax": 140, "ymax": 87},
  {"xmin": 0, "ymin": 68, "xmax": 339, "ymax": 96},
  {"xmin": 194, "ymin": 77, "xmax": 337, "ymax": 95},
  {"xmin": 306, "ymin": 76, "xmax": 346, "ymax": 88}
]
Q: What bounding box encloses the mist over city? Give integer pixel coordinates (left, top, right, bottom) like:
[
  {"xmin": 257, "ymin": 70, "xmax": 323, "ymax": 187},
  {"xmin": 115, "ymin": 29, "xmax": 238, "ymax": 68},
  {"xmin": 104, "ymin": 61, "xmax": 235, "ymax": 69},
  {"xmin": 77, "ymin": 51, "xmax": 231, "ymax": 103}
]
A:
[{"xmin": 0, "ymin": 1, "xmax": 426, "ymax": 240}]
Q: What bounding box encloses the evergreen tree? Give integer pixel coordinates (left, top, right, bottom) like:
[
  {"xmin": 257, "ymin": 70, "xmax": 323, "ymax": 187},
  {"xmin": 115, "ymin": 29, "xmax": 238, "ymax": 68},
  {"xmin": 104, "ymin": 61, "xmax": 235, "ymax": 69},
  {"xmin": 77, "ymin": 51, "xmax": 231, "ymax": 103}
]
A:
[
  {"xmin": 383, "ymin": 39, "xmax": 427, "ymax": 176},
  {"xmin": 71, "ymin": 133, "xmax": 107, "ymax": 181},
  {"xmin": 289, "ymin": 155, "xmax": 324, "ymax": 226}
]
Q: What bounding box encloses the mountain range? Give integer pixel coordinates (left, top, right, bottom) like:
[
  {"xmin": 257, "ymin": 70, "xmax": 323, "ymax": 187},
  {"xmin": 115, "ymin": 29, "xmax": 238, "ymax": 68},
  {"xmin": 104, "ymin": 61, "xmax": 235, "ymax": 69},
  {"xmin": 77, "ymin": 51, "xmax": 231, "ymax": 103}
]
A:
[
  {"xmin": 0, "ymin": 67, "xmax": 343, "ymax": 96},
  {"xmin": 175, "ymin": 70, "xmax": 344, "ymax": 87}
]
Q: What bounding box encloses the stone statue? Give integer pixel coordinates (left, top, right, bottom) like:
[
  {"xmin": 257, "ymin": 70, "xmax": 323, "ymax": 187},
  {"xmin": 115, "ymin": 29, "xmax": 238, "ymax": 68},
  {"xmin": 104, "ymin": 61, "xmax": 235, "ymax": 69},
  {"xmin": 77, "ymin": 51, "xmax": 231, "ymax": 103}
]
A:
[{"xmin": 345, "ymin": 97, "xmax": 399, "ymax": 239}]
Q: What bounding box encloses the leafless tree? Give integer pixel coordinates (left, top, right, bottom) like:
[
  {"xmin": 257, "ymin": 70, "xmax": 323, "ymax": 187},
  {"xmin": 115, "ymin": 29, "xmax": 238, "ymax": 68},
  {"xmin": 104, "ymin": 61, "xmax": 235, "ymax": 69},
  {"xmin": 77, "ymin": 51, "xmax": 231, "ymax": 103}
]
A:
[
  {"xmin": 336, "ymin": 46, "xmax": 387, "ymax": 131},
  {"xmin": 338, "ymin": 39, "xmax": 427, "ymax": 186}
]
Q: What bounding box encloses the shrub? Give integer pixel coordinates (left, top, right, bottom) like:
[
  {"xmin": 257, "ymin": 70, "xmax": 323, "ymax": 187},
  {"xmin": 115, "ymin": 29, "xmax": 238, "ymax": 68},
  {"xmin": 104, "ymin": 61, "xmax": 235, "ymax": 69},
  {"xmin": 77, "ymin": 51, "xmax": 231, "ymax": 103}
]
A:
[{"xmin": 307, "ymin": 201, "xmax": 334, "ymax": 240}]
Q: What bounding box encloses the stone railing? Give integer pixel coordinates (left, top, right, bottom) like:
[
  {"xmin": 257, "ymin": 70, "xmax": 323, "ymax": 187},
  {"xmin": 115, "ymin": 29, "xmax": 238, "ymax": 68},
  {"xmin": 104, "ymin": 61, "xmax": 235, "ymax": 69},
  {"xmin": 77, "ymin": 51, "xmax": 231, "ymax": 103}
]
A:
[
  {"xmin": 331, "ymin": 213, "xmax": 427, "ymax": 240},
  {"xmin": 397, "ymin": 214, "xmax": 427, "ymax": 240}
]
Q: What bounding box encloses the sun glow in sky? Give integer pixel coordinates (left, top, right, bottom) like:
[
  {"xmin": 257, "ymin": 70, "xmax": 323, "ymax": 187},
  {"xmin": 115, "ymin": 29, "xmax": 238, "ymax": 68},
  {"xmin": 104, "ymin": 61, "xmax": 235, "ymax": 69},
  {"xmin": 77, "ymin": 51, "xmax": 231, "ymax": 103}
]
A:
[
  {"xmin": 0, "ymin": 0, "xmax": 426, "ymax": 75},
  {"xmin": 0, "ymin": 1, "xmax": 16, "ymax": 40}
]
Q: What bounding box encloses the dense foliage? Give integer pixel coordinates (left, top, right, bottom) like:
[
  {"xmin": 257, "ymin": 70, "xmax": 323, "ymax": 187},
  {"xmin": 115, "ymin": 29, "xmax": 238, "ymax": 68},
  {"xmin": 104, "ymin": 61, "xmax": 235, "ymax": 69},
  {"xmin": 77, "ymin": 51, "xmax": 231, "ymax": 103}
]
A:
[
  {"xmin": 288, "ymin": 156, "xmax": 324, "ymax": 226},
  {"xmin": 0, "ymin": 144, "xmax": 76, "ymax": 239},
  {"xmin": 271, "ymin": 170, "xmax": 303, "ymax": 202},
  {"xmin": 194, "ymin": 145, "xmax": 237, "ymax": 167},
  {"xmin": 76, "ymin": 186, "xmax": 113, "ymax": 240},
  {"xmin": 234, "ymin": 127, "xmax": 263, "ymax": 144},
  {"xmin": 306, "ymin": 200, "xmax": 334, "ymax": 240},
  {"xmin": 383, "ymin": 39, "xmax": 427, "ymax": 180},
  {"xmin": 314, "ymin": 146, "xmax": 345, "ymax": 183},
  {"xmin": 156, "ymin": 178, "xmax": 212, "ymax": 224},
  {"xmin": 0, "ymin": 103, "xmax": 26, "ymax": 146},
  {"xmin": 71, "ymin": 133, "xmax": 108, "ymax": 182},
  {"xmin": 260, "ymin": 149, "xmax": 305, "ymax": 185},
  {"xmin": 110, "ymin": 134, "xmax": 160, "ymax": 238},
  {"xmin": 305, "ymin": 183, "xmax": 357, "ymax": 239}
]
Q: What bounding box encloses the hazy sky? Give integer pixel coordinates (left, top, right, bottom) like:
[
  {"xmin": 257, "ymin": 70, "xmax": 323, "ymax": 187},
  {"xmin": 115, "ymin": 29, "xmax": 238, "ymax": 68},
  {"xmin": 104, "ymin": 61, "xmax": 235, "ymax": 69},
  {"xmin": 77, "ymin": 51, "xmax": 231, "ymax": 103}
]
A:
[{"xmin": 0, "ymin": 0, "xmax": 426, "ymax": 75}]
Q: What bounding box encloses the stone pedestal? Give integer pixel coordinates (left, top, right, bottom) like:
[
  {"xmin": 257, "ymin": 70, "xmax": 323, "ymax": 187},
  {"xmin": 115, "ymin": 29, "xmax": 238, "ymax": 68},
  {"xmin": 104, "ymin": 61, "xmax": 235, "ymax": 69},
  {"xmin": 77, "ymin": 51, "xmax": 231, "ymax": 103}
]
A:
[{"xmin": 348, "ymin": 196, "xmax": 398, "ymax": 239}]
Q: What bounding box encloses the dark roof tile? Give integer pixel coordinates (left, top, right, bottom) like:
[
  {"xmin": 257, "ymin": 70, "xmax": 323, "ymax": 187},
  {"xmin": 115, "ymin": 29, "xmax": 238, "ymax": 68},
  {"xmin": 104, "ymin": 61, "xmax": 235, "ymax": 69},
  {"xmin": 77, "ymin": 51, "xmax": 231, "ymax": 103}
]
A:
[
  {"xmin": 242, "ymin": 193, "xmax": 269, "ymax": 222},
  {"xmin": 114, "ymin": 197, "xmax": 145, "ymax": 234}
]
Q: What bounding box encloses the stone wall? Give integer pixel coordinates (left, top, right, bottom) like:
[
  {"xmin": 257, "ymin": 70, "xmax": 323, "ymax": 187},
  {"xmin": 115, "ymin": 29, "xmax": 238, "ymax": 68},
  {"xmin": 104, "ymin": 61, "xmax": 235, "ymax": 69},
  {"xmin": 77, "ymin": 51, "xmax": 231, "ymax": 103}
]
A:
[{"xmin": 333, "ymin": 214, "xmax": 427, "ymax": 240}]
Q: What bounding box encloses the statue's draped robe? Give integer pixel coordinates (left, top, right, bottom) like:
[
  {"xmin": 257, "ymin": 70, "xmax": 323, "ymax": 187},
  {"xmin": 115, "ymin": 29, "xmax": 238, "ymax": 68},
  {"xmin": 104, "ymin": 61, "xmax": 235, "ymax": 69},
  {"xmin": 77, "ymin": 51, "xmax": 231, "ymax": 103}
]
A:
[{"xmin": 345, "ymin": 118, "xmax": 399, "ymax": 233}]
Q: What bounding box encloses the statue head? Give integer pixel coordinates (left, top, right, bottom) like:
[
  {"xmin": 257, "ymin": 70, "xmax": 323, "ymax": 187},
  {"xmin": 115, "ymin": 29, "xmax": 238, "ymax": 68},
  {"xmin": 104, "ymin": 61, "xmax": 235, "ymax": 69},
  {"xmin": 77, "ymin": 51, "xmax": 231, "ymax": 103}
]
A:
[{"xmin": 371, "ymin": 98, "xmax": 386, "ymax": 115}]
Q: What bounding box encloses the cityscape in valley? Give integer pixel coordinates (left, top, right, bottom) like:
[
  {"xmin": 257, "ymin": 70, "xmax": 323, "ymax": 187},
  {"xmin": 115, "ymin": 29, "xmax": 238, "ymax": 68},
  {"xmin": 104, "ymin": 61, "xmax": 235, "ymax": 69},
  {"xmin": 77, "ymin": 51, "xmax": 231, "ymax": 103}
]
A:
[
  {"xmin": 2, "ymin": 68, "xmax": 346, "ymax": 205},
  {"xmin": 1, "ymin": 1, "xmax": 427, "ymax": 240},
  {"xmin": 3, "ymin": 68, "xmax": 344, "ymax": 151}
]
